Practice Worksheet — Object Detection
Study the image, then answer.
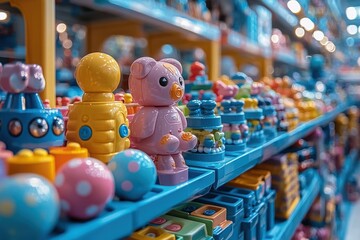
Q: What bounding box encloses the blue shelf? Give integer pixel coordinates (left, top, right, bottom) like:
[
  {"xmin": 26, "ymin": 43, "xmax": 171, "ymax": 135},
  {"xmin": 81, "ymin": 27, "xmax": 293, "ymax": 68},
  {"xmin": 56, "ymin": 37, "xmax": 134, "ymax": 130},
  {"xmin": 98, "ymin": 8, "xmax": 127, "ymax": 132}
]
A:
[
  {"xmin": 71, "ymin": 0, "xmax": 220, "ymax": 41},
  {"xmin": 50, "ymin": 167, "xmax": 215, "ymax": 240},
  {"xmin": 273, "ymin": 51, "xmax": 307, "ymax": 70},
  {"xmin": 259, "ymin": 0, "xmax": 298, "ymax": 28},
  {"xmin": 186, "ymin": 102, "xmax": 350, "ymax": 189},
  {"xmin": 223, "ymin": 30, "xmax": 272, "ymax": 58},
  {"xmin": 266, "ymin": 171, "xmax": 321, "ymax": 240},
  {"xmin": 262, "ymin": 102, "xmax": 351, "ymax": 160}
]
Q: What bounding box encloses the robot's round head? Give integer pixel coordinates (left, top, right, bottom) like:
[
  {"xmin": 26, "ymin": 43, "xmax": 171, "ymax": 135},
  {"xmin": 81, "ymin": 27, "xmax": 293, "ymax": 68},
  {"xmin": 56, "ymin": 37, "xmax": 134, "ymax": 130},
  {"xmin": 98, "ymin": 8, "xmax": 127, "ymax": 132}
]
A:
[{"xmin": 75, "ymin": 52, "xmax": 121, "ymax": 93}]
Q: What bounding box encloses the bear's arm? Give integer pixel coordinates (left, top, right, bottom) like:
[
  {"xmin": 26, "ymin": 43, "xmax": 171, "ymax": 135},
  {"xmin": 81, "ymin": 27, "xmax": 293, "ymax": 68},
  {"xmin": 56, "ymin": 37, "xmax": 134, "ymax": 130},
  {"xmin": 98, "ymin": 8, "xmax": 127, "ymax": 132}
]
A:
[{"xmin": 130, "ymin": 107, "xmax": 158, "ymax": 139}]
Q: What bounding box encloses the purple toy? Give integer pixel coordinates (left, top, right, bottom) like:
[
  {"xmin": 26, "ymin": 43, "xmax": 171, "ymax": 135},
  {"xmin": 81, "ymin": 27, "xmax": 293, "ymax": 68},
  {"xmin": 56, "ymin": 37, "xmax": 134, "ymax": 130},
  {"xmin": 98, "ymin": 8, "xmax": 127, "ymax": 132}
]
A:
[{"xmin": 129, "ymin": 57, "xmax": 197, "ymax": 185}]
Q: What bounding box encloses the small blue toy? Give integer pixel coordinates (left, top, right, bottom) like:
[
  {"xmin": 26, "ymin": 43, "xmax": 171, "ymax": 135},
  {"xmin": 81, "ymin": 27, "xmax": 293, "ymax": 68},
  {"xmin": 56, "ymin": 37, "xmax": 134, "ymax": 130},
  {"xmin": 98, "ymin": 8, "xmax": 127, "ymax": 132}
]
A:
[
  {"xmin": 219, "ymin": 100, "xmax": 248, "ymax": 151},
  {"xmin": 258, "ymin": 98, "xmax": 278, "ymax": 139},
  {"xmin": 108, "ymin": 149, "xmax": 157, "ymax": 201},
  {"xmin": 242, "ymin": 98, "xmax": 265, "ymax": 146},
  {"xmin": 183, "ymin": 100, "xmax": 225, "ymax": 162},
  {"xmin": 0, "ymin": 173, "xmax": 60, "ymax": 240},
  {"xmin": 0, "ymin": 62, "xmax": 65, "ymax": 153}
]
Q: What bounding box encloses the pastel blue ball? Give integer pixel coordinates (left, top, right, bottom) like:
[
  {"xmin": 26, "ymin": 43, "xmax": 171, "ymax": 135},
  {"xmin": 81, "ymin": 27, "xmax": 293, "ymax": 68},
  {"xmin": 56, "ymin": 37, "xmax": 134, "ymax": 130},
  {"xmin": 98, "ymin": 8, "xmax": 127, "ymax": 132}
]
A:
[
  {"xmin": 0, "ymin": 174, "xmax": 60, "ymax": 240},
  {"xmin": 109, "ymin": 149, "xmax": 157, "ymax": 201}
]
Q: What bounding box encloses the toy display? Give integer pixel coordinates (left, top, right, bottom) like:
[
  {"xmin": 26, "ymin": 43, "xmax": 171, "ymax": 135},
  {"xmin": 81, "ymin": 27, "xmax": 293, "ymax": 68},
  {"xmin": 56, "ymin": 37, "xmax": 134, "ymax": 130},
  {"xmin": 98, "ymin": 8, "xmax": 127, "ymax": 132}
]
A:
[
  {"xmin": 0, "ymin": 174, "xmax": 60, "ymax": 240},
  {"xmin": 0, "ymin": 62, "xmax": 65, "ymax": 153},
  {"xmin": 219, "ymin": 99, "xmax": 248, "ymax": 151},
  {"xmin": 7, "ymin": 148, "xmax": 55, "ymax": 181},
  {"xmin": 66, "ymin": 53, "xmax": 131, "ymax": 163},
  {"xmin": 183, "ymin": 99, "xmax": 225, "ymax": 161},
  {"xmin": 108, "ymin": 149, "xmax": 157, "ymax": 201},
  {"xmin": 169, "ymin": 202, "xmax": 234, "ymax": 240},
  {"xmin": 259, "ymin": 98, "xmax": 278, "ymax": 139},
  {"xmin": 242, "ymin": 98, "xmax": 265, "ymax": 146},
  {"xmin": 129, "ymin": 57, "xmax": 197, "ymax": 186},
  {"xmin": 256, "ymin": 153, "xmax": 300, "ymax": 219},
  {"xmin": 149, "ymin": 214, "xmax": 212, "ymax": 240},
  {"xmin": 55, "ymin": 157, "xmax": 114, "ymax": 220},
  {"xmin": 49, "ymin": 142, "xmax": 89, "ymax": 172}
]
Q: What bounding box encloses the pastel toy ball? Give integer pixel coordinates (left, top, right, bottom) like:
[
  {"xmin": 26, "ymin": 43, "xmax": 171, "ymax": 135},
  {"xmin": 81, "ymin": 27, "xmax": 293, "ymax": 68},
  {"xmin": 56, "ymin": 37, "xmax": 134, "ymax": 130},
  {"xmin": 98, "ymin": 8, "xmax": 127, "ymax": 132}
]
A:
[
  {"xmin": 55, "ymin": 157, "xmax": 114, "ymax": 220},
  {"xmin": 0, "ymin": 174, "xmax": 60, "ymax": 240},
  {"xmin": 108, "ymin": 149, "xmax": 157, "ymax": 201}
]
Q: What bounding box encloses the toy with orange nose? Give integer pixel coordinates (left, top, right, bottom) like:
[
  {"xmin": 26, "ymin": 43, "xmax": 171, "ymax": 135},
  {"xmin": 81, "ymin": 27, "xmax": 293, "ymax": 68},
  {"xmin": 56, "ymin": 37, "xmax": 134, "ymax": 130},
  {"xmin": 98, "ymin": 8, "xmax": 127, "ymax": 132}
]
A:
[{"xmin": 129, "ymin": 57, "xmax": 197, "ymax": 186}]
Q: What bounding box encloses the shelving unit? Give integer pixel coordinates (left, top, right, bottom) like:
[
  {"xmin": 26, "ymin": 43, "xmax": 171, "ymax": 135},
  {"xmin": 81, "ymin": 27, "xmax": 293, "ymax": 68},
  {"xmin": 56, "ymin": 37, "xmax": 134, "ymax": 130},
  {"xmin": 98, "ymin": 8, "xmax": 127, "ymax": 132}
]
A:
[
  {"xmin": 266, "ymin": 170, "xmax": 321, "ymax": 240},
  {"xmin": 50, "ymin": 168, "xmax": 215, "ymax": 240},
  {"xmin": 187, "ymin": 101, "xmax": 352, "ymax": 188}
]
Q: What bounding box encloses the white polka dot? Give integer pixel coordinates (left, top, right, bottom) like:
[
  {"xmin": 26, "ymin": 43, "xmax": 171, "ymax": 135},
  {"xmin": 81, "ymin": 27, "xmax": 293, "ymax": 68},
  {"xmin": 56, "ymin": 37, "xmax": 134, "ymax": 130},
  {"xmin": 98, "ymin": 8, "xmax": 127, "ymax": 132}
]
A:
[
  {"xmin": 108, "ymin": 161, "xmax": 117, "ymax": 171},
  {"xmin": 121, "ymin": 181, "xmax": 133, "ymax": 191},
  {"xmin": 60, "ymin": 200, "xmax": 70, "ymax": 212},
  {"xmin": 85, "ymin": 205, "xmax": 98, "ymax": 216},
  {"xmin": 68, "ymin": 159, "xmax": 82, "ymax": 168},
  {"xmin": 55, "ymin": 173, "xmax": 64, "ymax": 187},
  {"xmin": 76, "ymin": 181, "xmax": 92, "ymax": 196}
]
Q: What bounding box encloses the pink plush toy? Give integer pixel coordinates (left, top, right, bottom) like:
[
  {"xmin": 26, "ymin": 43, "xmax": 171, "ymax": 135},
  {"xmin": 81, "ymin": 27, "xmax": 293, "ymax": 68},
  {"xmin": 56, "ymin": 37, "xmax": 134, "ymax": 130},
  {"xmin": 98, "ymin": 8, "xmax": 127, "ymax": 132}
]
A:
[{"xmin": 129, "ymin": 57, "xmax": 197, "ymax": 185}]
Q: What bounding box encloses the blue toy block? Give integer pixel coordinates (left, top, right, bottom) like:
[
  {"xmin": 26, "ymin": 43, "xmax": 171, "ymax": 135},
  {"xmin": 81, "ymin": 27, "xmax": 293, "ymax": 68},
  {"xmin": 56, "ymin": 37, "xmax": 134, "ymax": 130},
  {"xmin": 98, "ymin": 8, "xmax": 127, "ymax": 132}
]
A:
[
  {"xmin": 264, "ymin": 190, "xmax": 276, "ymax": 231},
  {"xmin": 241, "ymin": 212, "xmax": 258, "ymax": 240},
  {"xmin": 196, "ymin": 192, "xmax": 245, "ymax": 240},
  {"xmin": 213, "ymin": 186, "xmax": 256, "ymax": 218},
  {"xmin": 254, "ymin": 201, "xmax": 267, "ymax": 240}
]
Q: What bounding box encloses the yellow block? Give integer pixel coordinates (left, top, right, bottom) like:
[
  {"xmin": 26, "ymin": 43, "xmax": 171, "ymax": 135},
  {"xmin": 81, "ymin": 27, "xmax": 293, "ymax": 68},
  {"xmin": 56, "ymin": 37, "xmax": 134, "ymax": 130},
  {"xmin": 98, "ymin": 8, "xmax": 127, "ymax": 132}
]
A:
[
  {"xmin": 49, "ymin": 142, "xmax": 88, "ymax": 172},
  {"xmin": 8, "ymin": 149, "xmax": 55, "ymax": 181}
]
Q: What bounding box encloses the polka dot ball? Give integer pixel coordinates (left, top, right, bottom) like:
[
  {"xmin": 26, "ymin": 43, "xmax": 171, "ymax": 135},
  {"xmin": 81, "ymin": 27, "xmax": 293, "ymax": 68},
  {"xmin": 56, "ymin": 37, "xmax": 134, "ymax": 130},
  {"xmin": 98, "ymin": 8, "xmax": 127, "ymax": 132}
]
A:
[
  {"xmin": 0, "ymin": 174, "xmax": 60, "ymax": 240},
  {"xmin": 109, "ymin": 149, "xmax": 157, "ymax": 201},
  {"xmin": 55, "ymin": 157, "xmax": 114, "ymax": 220}
]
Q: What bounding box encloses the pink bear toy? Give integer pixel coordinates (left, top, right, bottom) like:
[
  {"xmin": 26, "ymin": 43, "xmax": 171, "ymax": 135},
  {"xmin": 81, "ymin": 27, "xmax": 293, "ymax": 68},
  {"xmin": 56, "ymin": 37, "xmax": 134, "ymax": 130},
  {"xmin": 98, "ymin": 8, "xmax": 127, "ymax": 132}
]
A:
[
  {"xmin": 0, "ymin": 62, "xmax": 29, "ymax": 93},
  {"xmin": 129, "ymin": 57, "xmax": 197, "ymax": 185}
]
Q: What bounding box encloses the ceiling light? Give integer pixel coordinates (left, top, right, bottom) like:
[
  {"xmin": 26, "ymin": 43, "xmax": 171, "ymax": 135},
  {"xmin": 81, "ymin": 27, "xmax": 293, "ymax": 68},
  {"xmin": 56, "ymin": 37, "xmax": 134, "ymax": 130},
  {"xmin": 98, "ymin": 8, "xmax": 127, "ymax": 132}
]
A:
[
  {"xmin": 300, "ymin": 18, "xmax": 314, "ymax": 31},
  {"xmin": 346, "ymin": 7, "xmax": 357, "ymax": 20},
  {"xmin": 56, "ymin": 23, "xmax": 67, "ymax": 33},
  {"xmin": 295, "ymin": 27, "xmax": 305, "ymax": 38},
  {"xmin": 0, "ymin": 10, "xmax": 8, "ymax": 22},
  {"xmin": 271, "ymin": 34, "xmax": 279, "ymax": 44},
  {"xmin": 325, "ymin": 41, "xmax": 336, "ymax": 53},
  {"xmin": 320, "ymin": 36, "xmax": 328, "ymax": 45},
  {"xmin": 313, "ymin": 30, "xmax": 324, "ymax": 41},
  {"xmin": 347, "ymin": 25, "xmax": 358, "ymax": 35},
  {"xmin": 287, "ymin": 0, "xmax": 301, "ymax": 14}
]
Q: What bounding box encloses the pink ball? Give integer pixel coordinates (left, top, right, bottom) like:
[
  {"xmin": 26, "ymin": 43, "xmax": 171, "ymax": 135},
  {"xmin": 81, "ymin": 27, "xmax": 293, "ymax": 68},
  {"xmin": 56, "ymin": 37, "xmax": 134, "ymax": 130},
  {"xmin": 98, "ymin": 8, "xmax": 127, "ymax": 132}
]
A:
[{"xmin": 55, "ymin": 157, "xmax": 114, "ymax": 220}]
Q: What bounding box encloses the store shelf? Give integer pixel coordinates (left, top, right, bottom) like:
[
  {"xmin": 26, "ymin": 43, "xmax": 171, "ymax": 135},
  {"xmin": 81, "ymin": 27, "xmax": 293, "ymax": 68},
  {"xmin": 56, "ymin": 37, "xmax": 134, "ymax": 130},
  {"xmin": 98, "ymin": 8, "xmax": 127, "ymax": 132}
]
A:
[
  {"xmin": 262, "ymin": 102, "xmax": 351, "ymax": 160},
  {"xmin": 338, "ymin": 150, "xmax": 358, "ymax": 193},
  {"xmin": 70, "ymin": 0, "xmax": 220, "ymax": 41},
  {"xmin": 266, "ymin": 171, "xmax": 321, "ymax": 240},
  {"xmin": 256, "ymin": 0, "xmax": 298, "ymax": 29},
  {"xmin": 222, "ymin": 30, "xmax": 272, "ymax": 58},
  {"xmin": 186, "ymin": 102, "xmax": 351, "ymax": 189},
  {"xmin": 273, "ymin": 51, "xmax": 307, "ymax": 70},
  {"xmin": 50, "ymin": 167, "xmax": 215, "ymax": 240}
]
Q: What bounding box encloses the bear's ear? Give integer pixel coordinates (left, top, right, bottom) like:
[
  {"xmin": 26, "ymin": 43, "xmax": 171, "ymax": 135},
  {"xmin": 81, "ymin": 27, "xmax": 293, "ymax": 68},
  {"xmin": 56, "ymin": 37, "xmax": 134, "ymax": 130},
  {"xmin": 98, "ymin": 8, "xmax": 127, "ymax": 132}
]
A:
[
  {"xmin": 130, "ymin": 57, "xmax": 157, "ymax": 79},
  {"xmin": 160, "ymin": 58, "xmax": 182, "ymax": 74}
]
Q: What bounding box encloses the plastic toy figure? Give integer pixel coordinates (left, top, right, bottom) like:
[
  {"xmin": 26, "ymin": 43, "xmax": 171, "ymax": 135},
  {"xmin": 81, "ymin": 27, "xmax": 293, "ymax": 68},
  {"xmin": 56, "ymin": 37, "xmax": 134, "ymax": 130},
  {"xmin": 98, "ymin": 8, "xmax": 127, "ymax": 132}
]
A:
[
  {"xmin": 129, "ymin": 57, "xmax": 197, "ymax": 185},
  {"xmin": 184, "ymin": 100, "xmax": 225, "ymax": 161},
  {"xmin": 0, "ymin": 62, "xmax": 65, "ymax": 153},
  {"xmin": 66, "ymin": 53, "xmax": 130, "ymax": 163}
]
